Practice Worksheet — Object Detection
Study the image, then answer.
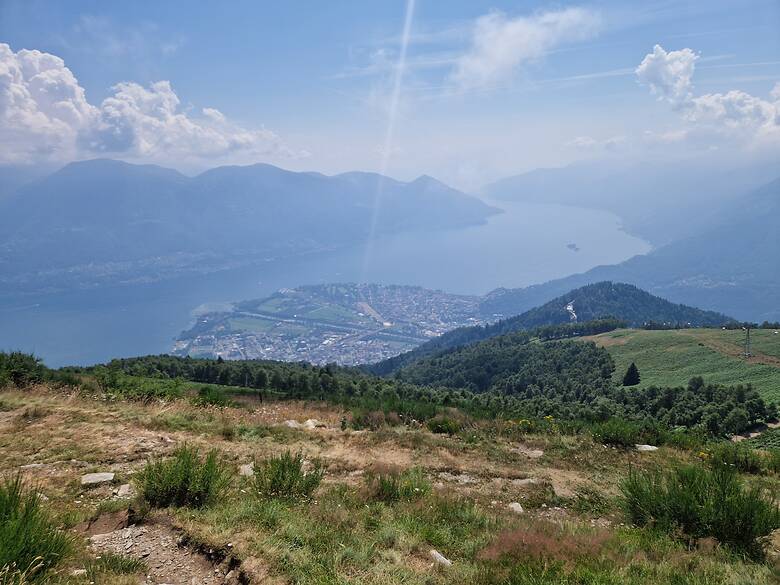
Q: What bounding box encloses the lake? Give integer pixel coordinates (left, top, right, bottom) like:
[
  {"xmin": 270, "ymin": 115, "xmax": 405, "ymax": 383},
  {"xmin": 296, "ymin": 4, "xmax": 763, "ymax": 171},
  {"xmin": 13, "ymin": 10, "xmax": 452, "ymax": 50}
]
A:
[{"xmin": 0, "ymin": 201, "xmax": 650, "ymax": 367}]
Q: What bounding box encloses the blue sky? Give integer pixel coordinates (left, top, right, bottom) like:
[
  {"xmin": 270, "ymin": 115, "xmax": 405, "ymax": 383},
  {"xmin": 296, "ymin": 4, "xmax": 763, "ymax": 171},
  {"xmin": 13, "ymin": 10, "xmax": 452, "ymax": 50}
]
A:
[{"xmin": 1, "ymin": 0, "xmax": 778, "ymax": 188}]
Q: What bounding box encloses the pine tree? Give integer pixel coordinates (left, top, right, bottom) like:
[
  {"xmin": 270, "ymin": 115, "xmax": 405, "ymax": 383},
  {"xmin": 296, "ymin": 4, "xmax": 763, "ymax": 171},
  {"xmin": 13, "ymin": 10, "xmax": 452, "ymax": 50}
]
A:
[{"xmin": 622, "ymin": 362, "xmax": 641, "ymax": 386}]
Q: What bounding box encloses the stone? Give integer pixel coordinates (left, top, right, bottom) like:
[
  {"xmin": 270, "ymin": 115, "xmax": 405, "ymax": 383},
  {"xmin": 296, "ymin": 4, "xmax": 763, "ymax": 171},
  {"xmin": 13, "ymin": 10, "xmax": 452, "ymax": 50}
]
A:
[
  {"xmin": 71, "ymin": 569, "xmax": 87, "ymax": 577},
  {"xmin": 511, "ymin": 477, "xmax": 541, "ymax": 487},
  {"xmin": 117, "ymin": 483, "xmax": 134, "ymax": 498},
  {"xmin": 20, "ymin": 463, "xmax": 46, "ymax": 470},
  {"xmin": 239, "ymin": 463, "xmax": 254, "ymax": 477},
  {"xmin": 283, "ymin": 420, "xmax": 302, "ymax": 429},
  {"xmin": 430, "ymin": 549, "xmax": 452, "ymax": 567},
  {"xmin": 303, "ymin": 418, "xmax": 326, "ymax": 429},
  {"xmin": 508, "ymin": 502, "xmax": 524, "ymax": 514},
  {"xmin": 81, "ymin": 472, "xmax": 115, "ymax": 486},
  {"xmin": 635, "ymin": 444, "xmax": 659, "ymax": 452}
]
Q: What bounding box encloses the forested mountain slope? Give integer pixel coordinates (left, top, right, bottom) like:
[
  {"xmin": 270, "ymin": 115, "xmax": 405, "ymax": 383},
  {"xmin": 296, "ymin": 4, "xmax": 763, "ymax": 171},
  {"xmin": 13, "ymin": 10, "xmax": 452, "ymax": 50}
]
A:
[{"xmin": 369, "ymin": 282, "xmax": 730, "ymax": 375}]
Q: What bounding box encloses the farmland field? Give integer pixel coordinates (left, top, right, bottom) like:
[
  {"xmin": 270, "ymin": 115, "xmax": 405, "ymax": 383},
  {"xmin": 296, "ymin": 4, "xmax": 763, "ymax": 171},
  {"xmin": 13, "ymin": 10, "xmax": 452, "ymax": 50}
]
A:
[{"xmin": 585, "ymin": 328, "xmax": 780, "ymax": 403}]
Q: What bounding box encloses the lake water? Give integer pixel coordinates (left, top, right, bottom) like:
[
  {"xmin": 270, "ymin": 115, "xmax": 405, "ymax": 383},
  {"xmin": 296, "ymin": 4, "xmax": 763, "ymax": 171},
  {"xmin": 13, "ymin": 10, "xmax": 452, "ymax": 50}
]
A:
[{"xmin": 0, "ymin": 201, "xmax": 650, "ymax": 367}]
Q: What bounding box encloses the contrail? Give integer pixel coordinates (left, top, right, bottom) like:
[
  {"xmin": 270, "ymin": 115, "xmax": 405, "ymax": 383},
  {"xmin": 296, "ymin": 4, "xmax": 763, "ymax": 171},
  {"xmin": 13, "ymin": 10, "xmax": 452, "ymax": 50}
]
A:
[{"xmin": 360, "ymin": 0, "xmax": 416, "ymax": 283}]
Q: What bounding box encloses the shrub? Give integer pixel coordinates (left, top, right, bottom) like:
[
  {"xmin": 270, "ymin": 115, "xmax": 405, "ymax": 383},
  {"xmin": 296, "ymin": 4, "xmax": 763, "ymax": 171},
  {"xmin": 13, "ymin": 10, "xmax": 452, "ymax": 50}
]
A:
[
  {"xmin": 351, "ymin": 410, "xmax": 386, "ymax": 430},
  {"xmin": 252, "ymin": 451, "xmax": 323, "ymax": 500},
  {"xmin": 365, "ymin": 465, "xmax": 430, "ymax": 502},
  {"xmin": 621, "ymin": 464, "xmax": 780, "ymax": 559},
  {"xmin": 0, "ymin": 475, "xmax": 71, "ymax": 582},
  {"xmin": 591, "ymin": 419, "xmax": 640, "ymax": 448},
  {"xmin": 0, "ymin": 353, "xmax": 45, "ymax": 389},
  {"xmin": 766, "ymin": 448, "xmax": 780, "ymax": 474},
  {"xmin": 193, "ymin": 385, "xmax": 232, "ymax": 407},
  {"xmin": 136, "ymin": 445, "xmax": 231, "ymax": 508},
  {"xmin": 708, "ymin": 442, "xmax": 764, "ymax": 474},
  {"xmin": 427, "ymin": 415, "xmax": 461, "ymax": 435}
]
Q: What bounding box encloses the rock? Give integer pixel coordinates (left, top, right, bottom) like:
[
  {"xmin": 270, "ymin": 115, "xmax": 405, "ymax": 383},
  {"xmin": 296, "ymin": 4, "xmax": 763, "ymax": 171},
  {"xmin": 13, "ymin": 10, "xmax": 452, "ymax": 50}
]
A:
[
  {"xmin": 439, "ymin": 472, "xmax": 478, "ymax": 484},
  {"xmin": 303, "ymin": 418, "xmax": 326, "ymax": 429},
  {"xmin": 508, "ymin": 502, "xmax": 524, "ymax": 514},
  {"xmin": 71, "ymin": 569, "xmax": 87, "ymax": 576},
  {"xmin": 430, "ymin": 549, "xmax": 452, "ymax": 567},
  {"xmin": 20, "ymin": 463, "xmax": 46, "ymax": 470},
  {"xmin": 512, "ymin": 446, "xmax": 544, "ymax": 459},
  {"xmin": 117, "ymin": 483, "xmax": 134, "ymax": 498},
  {"xmin": 239, "ymin": 463, "xmax": 254, "ymax": 477},
  {"xmin": 81, "ymin": 472, "xmax": 115, "ymax": 486},
  {"xmin": 283, "ymin": 420, "xmax": 302, "ymax": 429},
  {"xmin": 511, "ymin": 477, "xmax": 541, "ymax": 487},
  {"xmin": 224, "ymin": 569, "xmax": 240, "ymax": 585},
  {"xmin": 635, "ymin": 444, "xmax": 659, "ymax": 452}
]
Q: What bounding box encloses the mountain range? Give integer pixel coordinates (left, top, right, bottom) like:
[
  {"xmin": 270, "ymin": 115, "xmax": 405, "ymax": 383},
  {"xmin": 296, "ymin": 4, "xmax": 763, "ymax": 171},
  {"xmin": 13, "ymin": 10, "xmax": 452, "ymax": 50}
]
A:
[{"xmin": 0, "ymin": 159, "xmax": 498, "ymax": 292}]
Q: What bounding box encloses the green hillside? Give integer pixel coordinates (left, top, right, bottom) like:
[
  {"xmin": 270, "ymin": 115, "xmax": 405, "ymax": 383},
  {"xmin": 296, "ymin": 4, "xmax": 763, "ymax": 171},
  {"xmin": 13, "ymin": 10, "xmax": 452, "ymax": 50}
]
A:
[{"xmin": 587, "ymin": 328, "xmax": 780, "ymax": 402}]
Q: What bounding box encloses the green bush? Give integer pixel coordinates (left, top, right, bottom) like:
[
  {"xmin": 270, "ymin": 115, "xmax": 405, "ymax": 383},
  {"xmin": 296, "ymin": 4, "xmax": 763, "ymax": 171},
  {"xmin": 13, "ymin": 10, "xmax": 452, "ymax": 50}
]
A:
[
  {"xmin": 708, "ymin": 442, "xmax": 764, "ymax": 474},
  {"xmin": 0, "ymin": 475, "xmax": 71, "ymax": 582},
  {"xmin": 427, "ymin": 415, "xmax": 461, "ymax": 435},
  {"xmin": 591, "ymin": 419, "xmax": 640, "ymax": 448},
  {"xmin": 136, "ymin": 445, "xmax": 231, "ymax": 508},
  {"xmin": 365, "ymin": 466, "xmax": 430, "ymax": 502},
  {"xmin": 621, "ymin": 464, "xmax": 780, "ymax": 559},
  {"xmin": 252, "ymin": 451, "xmax": 323, "ymax": 500},
  {"xmin": 193, "ymin": 385, "xmax": 232, "ymax": 407},
  {"xmin": 0, "ymin": 353, "xmax": 45, "ymax": 389}
]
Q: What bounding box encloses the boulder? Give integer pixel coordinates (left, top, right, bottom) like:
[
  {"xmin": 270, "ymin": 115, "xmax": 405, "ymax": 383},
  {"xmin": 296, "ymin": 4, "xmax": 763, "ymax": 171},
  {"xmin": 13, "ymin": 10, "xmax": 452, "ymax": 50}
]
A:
[
  {"xmin": 283, "ymin": 420, "xmax": 302, "ymax": 429},
  {"xmin": 303, "ymin": 419, "xmax": 326, "ymax": 430},
  {"xmin": 81, "ymin": 472, "xmax": 115, "ymax": 486},
  {"xmin": 239, "ymin": 463, "xmax": 254, "ymax": 477},
  {"xmin": 508, "ymin": 502, "xmax": 524, "ymax": 514}
]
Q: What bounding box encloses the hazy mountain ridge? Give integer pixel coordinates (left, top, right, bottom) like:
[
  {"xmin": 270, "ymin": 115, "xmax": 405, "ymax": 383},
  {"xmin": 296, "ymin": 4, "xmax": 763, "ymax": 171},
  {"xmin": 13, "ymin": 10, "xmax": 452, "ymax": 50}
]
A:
[
  {"xmin": 483, "ymin": 159, "xmax": 780, "ymax": 246},
  {"xmin": 0, "ymin": 159, "xmax": 499, "ymax": 292},
  {"xmin": 480, "ymin": 177, "xmax": 780, "ymax": 322}
]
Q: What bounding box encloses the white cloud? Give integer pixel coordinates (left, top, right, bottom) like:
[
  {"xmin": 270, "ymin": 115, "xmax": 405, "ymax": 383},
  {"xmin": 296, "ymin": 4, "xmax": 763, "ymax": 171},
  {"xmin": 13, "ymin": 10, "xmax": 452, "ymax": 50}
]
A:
[
  {"xmin": 567, "ymin": 135, "xmax": 626, "ymax": 152},
  {"xmin": 451, "ymin": 8, "xmax": 602, "ymax": 89},
  {"xmin": 0, "ymin": 43, "xmax": 300, "ymax": 166},
  {"xmin": 636, "ymin": 44, "xmax": 780, "ymax": 144},
  {"xmin": 635, "ymin": 45, "xmax": 698, "ymax": 106}
]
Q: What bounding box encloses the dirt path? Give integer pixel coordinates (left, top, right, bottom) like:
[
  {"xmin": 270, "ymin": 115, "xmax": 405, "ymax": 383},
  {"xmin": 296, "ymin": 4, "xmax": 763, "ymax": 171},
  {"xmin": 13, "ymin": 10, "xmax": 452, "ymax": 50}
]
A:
[{"xmin": 85, "ymin": 513, "xmax": 238, "ymax": 585}]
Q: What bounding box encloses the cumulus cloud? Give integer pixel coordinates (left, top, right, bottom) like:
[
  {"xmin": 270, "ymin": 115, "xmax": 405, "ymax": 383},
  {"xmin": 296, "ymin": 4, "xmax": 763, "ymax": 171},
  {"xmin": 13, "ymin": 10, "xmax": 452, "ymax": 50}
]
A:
[
  {"xmin": 0, "ymin": 43, "xmax": 299, "ymax": 165},
  {"xmin": 451, "ymin": 8, "xmax": 601, "ymax": 89},
  {"xmin": 636, "ymin": 44, "xmax": 780, "ymax": 144},
  {"xmin": 635, "ymin": 45, "xmax": 698, "ymax": 106}
]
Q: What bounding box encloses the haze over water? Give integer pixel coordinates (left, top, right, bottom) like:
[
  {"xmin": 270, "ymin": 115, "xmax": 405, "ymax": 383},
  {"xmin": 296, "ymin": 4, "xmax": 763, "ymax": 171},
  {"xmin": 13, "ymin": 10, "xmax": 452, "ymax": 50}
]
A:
[{"xmin": 0, "ymin": 200, "xmax": 649, "ymax": 367}]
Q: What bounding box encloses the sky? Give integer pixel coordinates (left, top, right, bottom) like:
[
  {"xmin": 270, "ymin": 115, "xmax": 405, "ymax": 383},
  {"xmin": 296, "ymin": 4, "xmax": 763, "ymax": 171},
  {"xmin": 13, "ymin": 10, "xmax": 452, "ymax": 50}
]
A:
[{"xmin": 1, "ymin": 0, "xmax": 779, "ymax": 190}]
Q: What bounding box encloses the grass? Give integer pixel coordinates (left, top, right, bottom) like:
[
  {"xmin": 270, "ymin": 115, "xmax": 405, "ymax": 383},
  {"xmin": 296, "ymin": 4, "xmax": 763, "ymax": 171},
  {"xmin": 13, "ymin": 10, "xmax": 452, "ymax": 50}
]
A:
[
  {"xmin": 621, "ymin": 463, "xmax": 780, "ymax": 559},
  {"xmin": 0, "ymin": 475, "xmax": 72, "ymax": 582},
  {"xmin": 364, "ymin": 465, "xmax": 431, "ymax": 502},
  {"xmin": 86, "ymin": 552, "xmax": 146, "ymax": 581},
  {"xmin": 588, "ymin": 329, "xmax": 780, "ymax": 402},
  {"xmin": 251, "ymin": 451, "xmax": 323, "ymax": 500},
  {"xmin": 135, "ymin": 445, "xmax": 232, "ymax": 509}
]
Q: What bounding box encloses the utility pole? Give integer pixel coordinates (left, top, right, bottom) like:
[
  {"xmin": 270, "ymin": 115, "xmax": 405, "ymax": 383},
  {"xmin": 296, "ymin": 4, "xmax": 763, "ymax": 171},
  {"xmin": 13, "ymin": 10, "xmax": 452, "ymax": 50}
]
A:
[{"xmin": 743, "ymin": 326, "xmax": 752, "ymax": 358}]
